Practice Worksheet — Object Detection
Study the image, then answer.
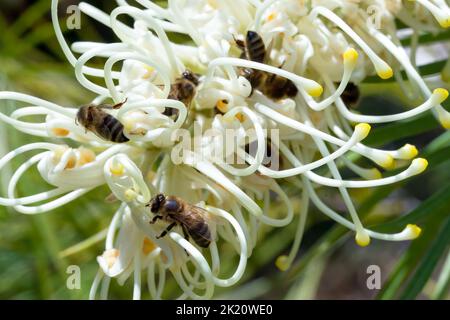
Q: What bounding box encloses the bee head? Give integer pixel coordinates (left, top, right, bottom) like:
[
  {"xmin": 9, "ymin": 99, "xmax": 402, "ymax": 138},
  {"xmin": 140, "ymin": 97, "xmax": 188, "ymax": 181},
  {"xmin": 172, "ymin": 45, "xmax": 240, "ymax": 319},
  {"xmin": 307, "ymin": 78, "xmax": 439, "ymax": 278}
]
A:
[
  {"xmin": 182, "ymin": 70, "xmax": 199, "ymax": 86},
  {"xmin": 76, "ymin": 105, "xmax": 94, "ymax": 127},
  {"xmin": 149, "ymin": 193, "xmax": 166, "ymax": 213},
  {"xmin": 179, "ymin": 82, "xmax": 196, "ymax": 101}
]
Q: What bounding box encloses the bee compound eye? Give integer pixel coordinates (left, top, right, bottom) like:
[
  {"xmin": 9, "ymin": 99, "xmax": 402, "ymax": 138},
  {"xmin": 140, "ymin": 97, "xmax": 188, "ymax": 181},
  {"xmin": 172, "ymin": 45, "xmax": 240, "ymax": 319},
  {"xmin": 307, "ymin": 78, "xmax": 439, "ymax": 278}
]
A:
[
  {"xmin": 150, "ymin": 201, "xmax": 160, "ymax": 213},
  {"xmin": 156, "ymin": 194, "xmax": 165, "ymax": 203},
  {"xmin": 149, "ymin": 194, "xmax": 164, "ymax": 213}
]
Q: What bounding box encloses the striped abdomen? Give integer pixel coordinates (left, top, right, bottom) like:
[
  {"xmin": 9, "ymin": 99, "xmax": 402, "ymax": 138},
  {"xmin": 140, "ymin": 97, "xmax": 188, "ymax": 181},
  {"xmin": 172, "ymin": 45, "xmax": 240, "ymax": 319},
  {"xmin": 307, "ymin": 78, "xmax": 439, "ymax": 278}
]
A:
[
  {"xmin": 262, "ymin": 73, "xmax": 298, "ymax": 100},
  {"xmin": 99, "ymin": 114, "xmax": 129, "ymax": 143},
  {"xmin": 245, "ymin": 31, "xmax": 266, "ymax": 63},
  {"xmin": 241, "ymin": 67, "xmax": 265, "ymax": 87},
  {"xmin": 188, "ymin": 220, "xmax": 211, "ymax": 248}
]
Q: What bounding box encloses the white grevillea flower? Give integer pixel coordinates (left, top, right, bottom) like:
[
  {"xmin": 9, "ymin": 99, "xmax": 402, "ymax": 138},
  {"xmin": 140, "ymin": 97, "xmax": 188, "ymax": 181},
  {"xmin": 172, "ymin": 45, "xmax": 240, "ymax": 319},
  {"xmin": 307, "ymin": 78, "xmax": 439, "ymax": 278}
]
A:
[{"xmin": 0, "ymin": 0, "xmax": 449, "ymax": 298}]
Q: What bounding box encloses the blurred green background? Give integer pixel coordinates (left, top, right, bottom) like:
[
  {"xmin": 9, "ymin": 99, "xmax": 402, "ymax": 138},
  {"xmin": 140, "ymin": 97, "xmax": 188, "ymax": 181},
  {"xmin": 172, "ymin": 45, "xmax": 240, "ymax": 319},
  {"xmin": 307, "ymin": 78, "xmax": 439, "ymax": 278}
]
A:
[{"xmin": 0, "ymin": 0, "xmax": 449, "ymax": 300}]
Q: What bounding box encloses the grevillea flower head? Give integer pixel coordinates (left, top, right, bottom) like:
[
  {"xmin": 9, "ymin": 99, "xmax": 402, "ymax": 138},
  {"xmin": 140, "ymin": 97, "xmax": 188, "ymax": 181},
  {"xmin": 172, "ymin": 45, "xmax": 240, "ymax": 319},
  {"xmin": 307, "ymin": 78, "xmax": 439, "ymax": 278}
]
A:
[{"xmin": 0, "ymin": 0, "xmax": 448, "ymax": 299}]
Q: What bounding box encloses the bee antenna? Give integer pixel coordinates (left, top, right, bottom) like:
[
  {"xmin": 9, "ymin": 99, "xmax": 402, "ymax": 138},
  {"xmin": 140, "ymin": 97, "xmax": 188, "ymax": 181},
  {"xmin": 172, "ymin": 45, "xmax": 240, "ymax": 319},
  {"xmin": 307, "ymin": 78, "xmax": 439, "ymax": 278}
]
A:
[{"xmin": 113, "ymin": 98, "xmax": 128, "ymax": 109}]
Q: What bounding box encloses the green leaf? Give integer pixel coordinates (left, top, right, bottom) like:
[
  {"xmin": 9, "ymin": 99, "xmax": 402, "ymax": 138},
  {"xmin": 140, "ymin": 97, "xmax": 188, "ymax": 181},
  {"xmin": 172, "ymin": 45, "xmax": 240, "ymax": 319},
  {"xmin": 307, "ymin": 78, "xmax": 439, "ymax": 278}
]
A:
[
  {"xmin": 400, "ymin": 217, "xmax": 450, "ymax": 299},
  {"xmin": 376, "ymin": 183, "xmax": 450, "ymax": 299},
  {"xmin": 375, "ymin": 181, "xmax": 450, "ymax": 232},
  {"xmin": 400, "ymin": 30, "xmax": 450, "ymax": 47},
  {"xmin": 432, "ymin": 251, "xmax": 450, "ymax": 299}
]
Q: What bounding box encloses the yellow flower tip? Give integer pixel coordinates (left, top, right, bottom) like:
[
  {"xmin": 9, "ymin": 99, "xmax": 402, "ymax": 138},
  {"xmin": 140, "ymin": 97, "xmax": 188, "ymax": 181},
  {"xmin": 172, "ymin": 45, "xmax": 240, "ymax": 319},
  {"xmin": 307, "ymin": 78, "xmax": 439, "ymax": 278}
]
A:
[
  {"xmin": 343, "ymin": 48, "xmax": 359, "ymax": 64},
  {"xmin": 51, "ymin": 127, "xmax": 70, "ymax": 137},
  {"xmin": 438, "ymin": 17, "xmax": 450, "ymax": 28},
  {"xmin": 355, "ymin": 232, "xmax": 371, "ymax": 247},
  {"xmin": 65, "ymin": 157, "xmax": 76, "ymax": 170},
  {"xmin": 307, "ymin": 85, "xmax": 323, "ymax": 97},
  {"xmin": 235, "ymin": 112, "xmax": 245, "ymax": 122},
  {"xmin": 77, "ymin": 147, "xmax": 96, "ymax": 166},
  {"xmin": 368, "ymin": 168, "xmax": 382, "ymax": 180},
  {"xmin": 406, "ymin": 224, "xmax": 422, "ymax": 239},
  {"xmin": 399, "ymin": 144, "xmax": 419, "ymax": 160},
  {"xmin": 378, "ymin": 154, "xmax": 395, "ymax": 169},
  {"xmin": 216, "ymin": 99, "xmax": 229, "ymax": 113},
  {"xmin": 433, "ymin": 88, "xmax": 449, "ymax": 104},
  {"xmin": 142, "ymin": 237, "xmax": 157, "ymax": 255},
  {"xmin": 110, "ymin": 163, "xmax": 124, "ymax": 176},
  {"xmin": 124, "ymin": 189, "xmax": 138, "ymax": 202},
  {"xmin": 377, "ymin": 66, "xmax": 393, "ymax": 80},
  {"xmin": 275, "ymin": 255, "xmax": 290, "ymax": 271},
  {"xmin": 142, "ymin": 65, "xmax": 155, "ymax": 79},
  {"xmin": 267, "ymin": 12, "xmax": 277, "ymax": 22},
  {"xmin": 438, "ymin": 112, "xmax": 450, "ymax": 129},
  {"xmin": 355, "ymin": 123, "xmax": 371, "ymax": 140},
  {"xmin": 442, "ymin": 120, "xmax": 450, "ymax": 130},
  {"xmin": 411, "ymin": 158, "xmax": 428, "ymax": 174},
  {"xmin": 102, "ymin": 249, "xmax": 120, "ymax": 268}
]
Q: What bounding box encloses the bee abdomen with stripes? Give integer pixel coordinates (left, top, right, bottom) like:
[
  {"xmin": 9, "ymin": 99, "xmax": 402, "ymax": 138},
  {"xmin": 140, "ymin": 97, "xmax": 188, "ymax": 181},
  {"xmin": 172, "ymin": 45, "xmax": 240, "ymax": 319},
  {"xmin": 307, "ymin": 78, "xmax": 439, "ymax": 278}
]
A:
[{"xmin": 76, "ymin": 103, "xmax": 129, "ymax": 143}]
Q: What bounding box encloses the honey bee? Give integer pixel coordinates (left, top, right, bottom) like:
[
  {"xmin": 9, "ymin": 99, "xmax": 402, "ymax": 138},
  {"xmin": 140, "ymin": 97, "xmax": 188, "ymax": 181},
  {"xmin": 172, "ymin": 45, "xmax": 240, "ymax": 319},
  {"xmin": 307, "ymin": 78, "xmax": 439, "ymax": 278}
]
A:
[
  {"xmin": 163, "ymin": 70, "xmax": 200, "ymax": 117},
  {"xmin": 261, "ymin": 72, "xmax": 298, "ymax": 100},
  {"xmin": 244, "ymin": 138, "xmax": 282, "ymax": 169},
  {"xmin": 235, "ymin": 31, "xmax": 266, "ymax": 95},
  {"xmin": 339, "ymin": 82, "xmax": 360, "ymax": 107},
  {"xmin": 235, "ymin": 30, "xmax": 298, "ymax": 100},
  {"xmin": 76, "ymin": 100, "xmax": 129, "ymax": 143},
  {"xmin": 147, "ymin": 193, "xmax": 212, "ymax": 248}
]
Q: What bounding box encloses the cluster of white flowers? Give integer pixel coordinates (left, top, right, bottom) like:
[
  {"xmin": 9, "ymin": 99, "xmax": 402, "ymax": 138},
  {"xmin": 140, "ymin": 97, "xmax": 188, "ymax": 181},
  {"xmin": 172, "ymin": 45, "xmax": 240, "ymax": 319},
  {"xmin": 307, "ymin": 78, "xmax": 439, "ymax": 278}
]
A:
[{"xmin": 0, "ymin": 0, "xmax": 449, "ymax": 299}]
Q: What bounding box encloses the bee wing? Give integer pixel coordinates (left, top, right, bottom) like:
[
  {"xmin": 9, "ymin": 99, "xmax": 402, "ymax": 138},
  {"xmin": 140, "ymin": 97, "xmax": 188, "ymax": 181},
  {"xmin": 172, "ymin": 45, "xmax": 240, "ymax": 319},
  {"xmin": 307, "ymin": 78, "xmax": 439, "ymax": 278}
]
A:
[
  {"xmin": 193, "ymin": 206, "xmax": 218, "ymax": 243},
  {"xmin": 174, "ymin": 205, "xmax": 214, "ymax": 242},
  {"xmin": 90, "ymin": 126, "xmax": 112, "ymax": 142}
]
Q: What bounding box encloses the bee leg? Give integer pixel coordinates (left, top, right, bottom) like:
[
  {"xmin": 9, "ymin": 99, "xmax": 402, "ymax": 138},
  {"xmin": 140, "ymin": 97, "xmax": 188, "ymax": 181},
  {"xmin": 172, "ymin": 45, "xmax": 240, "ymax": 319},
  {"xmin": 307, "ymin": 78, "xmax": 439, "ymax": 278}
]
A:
[
  {"xmin": 156, "ymin": 222, "xmax": 176, "ymax": 239},
  {"xmin": 149, "ymin": 215, "xmax": 162, "ymax": 224},
  {"xmin": 181, "ymin": 225, "xmax": 190, "ymax": 255},
  {"xmin": 182, "ymin": 225, "xmax": 190, "ymax": 242}
]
